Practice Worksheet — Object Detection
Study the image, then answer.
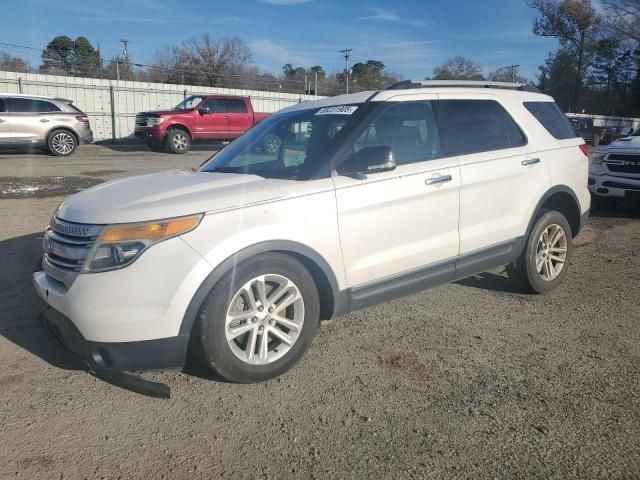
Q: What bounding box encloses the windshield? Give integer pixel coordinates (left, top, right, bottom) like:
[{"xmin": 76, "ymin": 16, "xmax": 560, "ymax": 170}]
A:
[
  {"xmin": 631, "ymin": 128, "xmax": 640, "ymax": 137},
  {"xmin": 200, "ymin": 104, "xmax": 365, "ymax": 180},
  {"xmin": 175, "ymin": 95, "xmax": 204, "ymax": 110}
]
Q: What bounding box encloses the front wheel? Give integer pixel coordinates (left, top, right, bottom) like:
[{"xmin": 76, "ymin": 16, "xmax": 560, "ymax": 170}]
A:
[
  {"xmin": 194, "ymin": 252, "xmax": 320, "ymax": 383},
  {"xmin": 507, "ymin": 211, "xmax": 573, "ymax": 294},
  {"xmin": 165, "ymin": 129, "xmax": 191, "ymax": 154}
]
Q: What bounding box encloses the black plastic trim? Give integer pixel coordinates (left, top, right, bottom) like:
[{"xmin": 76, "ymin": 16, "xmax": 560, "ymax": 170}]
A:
[
  {"xmin": 453, "ymin": 237, "xmax": 525, "ymax": 281},
  {"xmin": 179, "ymin": 240, "xmax": 343, "ymax": 336},
  {"xmin": 529, "ymin": 185, "xmax": 583, "ymax": 237},
  {"xmin": 41, "ymin": 299, "xmax": 188, "ymax": 372}
]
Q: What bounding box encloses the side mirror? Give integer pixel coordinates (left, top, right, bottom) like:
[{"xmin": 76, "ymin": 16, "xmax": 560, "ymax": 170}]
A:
[
  {"xmin": 337, "ymin": 146, "xmax": 396, "ymax": 176},
  {"xmin": 198, "ymin": 106, "xmax": 211, "ymax": 115}
]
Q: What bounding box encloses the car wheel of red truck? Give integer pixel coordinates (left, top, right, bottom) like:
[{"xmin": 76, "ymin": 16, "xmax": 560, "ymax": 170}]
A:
[
  {"xmin": 262, "ymin": 134, "xmax": 281, "ymax": 155},
  {"xmin": 166, "ymin": 129, "xmax": 191, "ymax": 154}
]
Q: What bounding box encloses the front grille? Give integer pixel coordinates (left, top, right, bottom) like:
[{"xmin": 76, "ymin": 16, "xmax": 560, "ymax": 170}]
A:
[
  {"xmin": 602, "ymin": 181, "xmax": 640, "ymax": 191},
  {"xmin": 42, "ymin": 217, "xmax": 103, "ymax": 288},
  {"xmin": 135, "ymin": 115, "xmax": 148, "ymax": 127},
  {"xmin": 605, "ymin": 153, "xmax": 640, "ymax": 175}
]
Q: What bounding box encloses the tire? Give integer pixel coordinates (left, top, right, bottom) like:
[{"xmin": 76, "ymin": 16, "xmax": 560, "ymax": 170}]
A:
[
  {"xmin": 146, "ymin": 139, "xmax": 164, "ymax": 152},
  {"xmin": 165, "ymin": 128, "xmax": 191, "ymax": 154},
  {"xmin": 507, "ymin": 210, "xmax": 573, "ymax": 294},
  {"xmin": 592, "ymin": 134, "xmax": 600, "ymax": 146},
  {"xmin": 47, "ymin": 129, "xmax": 77, "ymax": 156},
  {"xmin": 262, "ymin": 133, "xmax": 281, "ymax": 155},
  {"xmin": 590, "ymin": 194, "xmax": 618, "ymax": 211},
  {"xmin": 194, "ymin": 252, "xmax": 320, "ymax": 383}
]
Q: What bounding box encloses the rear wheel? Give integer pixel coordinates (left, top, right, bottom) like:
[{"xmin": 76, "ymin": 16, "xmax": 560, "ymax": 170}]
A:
[
  {"xmin": 194, "ymin": 252, "xmax": 320, "ymax": 383},
  {"xmin": 592, "ymin": 133, "xmax": 600, "ymax": 146},
  {"xmin": 166, "ymin": 129, "xmax": 191, "ymax": 154},
  {"xmin": 507, "ymin": 210, "xmax": 573, "ymax": 294},
  {"xmin": 47, "ymin": 129, "xmax": 77, "ymax": 156}
]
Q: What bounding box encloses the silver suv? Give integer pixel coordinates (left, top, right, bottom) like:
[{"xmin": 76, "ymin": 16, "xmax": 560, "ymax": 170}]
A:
[{"xmin": 0, "ymin": 94, "xmax": 93, "ymax": 156}]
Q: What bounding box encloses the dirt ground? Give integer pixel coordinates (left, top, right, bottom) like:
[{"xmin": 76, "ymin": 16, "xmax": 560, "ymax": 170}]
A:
[{"xmin": 0, "ymin": 144, "xmax": 639, "ymax": 479}]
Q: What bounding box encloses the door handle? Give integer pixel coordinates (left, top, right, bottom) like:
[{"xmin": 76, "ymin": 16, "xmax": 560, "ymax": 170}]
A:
[
  {"xmin": 223, "ymin": 115, "xmax": 228, "ymax": 119},
  {"xmin": 40, "ymin": 119, "xmax": 50, "ymax": 123},
  {"xmin": 425, "ymin": 174, "xmax": 452, "ymax": 185},
  {"xmin": 521, "ymin": 158, "xmax": 540, "ymax": 166}
]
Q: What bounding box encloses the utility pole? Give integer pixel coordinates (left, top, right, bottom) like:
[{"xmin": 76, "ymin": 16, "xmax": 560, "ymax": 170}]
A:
[
  {"xmin": 116, "ymin": 60, "xmax": 120, "ymax": 81},
  {"xmin": 506, "ymin": 64, "xmax": 520, "ymax": 83},
  {"xmin": 340, "ymin": 48, "xmax": 352, "ymax": 94},
  {"xmin": 120, "ymin": 38, "xmax": 130, "ymax": 81}
]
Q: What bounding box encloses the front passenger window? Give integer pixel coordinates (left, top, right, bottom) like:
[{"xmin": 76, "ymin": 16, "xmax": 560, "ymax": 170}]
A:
[{"xmin": 351, "ymin": 101, "xmax": 443, "ymax": 166}]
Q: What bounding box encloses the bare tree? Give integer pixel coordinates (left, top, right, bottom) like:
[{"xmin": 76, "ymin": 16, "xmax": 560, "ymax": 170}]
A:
[
  {"xmin": 529, "ymin": 0, "xmax": 602, "ymax": 107},
  {"xmin": 602, "ymin": 0, "xmax": 640, "ymax": 41},
  {"xmin": 0, "ymin": 52, "xmax": 30, "ymax": 73},
  {"xmin": 432, "ymin": 57, "xmax": 484, "ymax": 80},
  {"xmin": 487, "ymin": 67, "xmax": 529, "ymax": 84}
]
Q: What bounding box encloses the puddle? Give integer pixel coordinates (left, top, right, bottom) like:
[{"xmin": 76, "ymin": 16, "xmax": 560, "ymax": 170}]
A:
[{"xmin": 0, "ymin": 176, "xmax": 104, "ymax": 199}]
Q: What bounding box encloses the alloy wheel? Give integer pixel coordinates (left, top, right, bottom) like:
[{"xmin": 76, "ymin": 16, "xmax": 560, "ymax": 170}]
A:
[
  {"xmin": 225, "ymin": 274, "xmax": 305, "ymax": 365},
  {"xmin": 535, "ymin": 223, "xmax": 567, "ymax": 281},
  {"xmin": 51, "ymin": 132, "xmax": 75, "ymax": 155},
  {"xmin": 172, "ymin": 132, "xmax": 188, "ymax": 151}
]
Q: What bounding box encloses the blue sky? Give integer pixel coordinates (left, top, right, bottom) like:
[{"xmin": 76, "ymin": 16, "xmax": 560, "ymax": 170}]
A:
[{"xmin": 2, "ymin": 0, "xmax": 558, "ymax": 82}]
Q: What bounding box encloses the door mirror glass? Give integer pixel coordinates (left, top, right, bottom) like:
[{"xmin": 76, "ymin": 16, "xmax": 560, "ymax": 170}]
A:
[
  {"xmin": 198, "ymin": 106, "xmax": 211, "ymax": 115},
  {"xmin": 337, "ymin": 146, "xmax": 396, "ymax": 176}
]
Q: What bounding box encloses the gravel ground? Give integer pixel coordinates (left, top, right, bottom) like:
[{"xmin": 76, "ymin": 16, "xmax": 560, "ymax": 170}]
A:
[{"xmin": 0, "ymin": 144, "xmax": 639, "ymax": 479}]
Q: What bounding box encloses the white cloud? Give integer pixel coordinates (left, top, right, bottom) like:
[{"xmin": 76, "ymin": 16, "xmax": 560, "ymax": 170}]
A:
[
  {"xmin": 357, "ymin": 7, "xmax": 400, "ymax": 22},
  {"xmin": 258, "ymin": 0, "xmax": 314, "ymax": 4},
  {"xmin": 249, "ymin": 39, "xmax": 312, "ymax": 66}
]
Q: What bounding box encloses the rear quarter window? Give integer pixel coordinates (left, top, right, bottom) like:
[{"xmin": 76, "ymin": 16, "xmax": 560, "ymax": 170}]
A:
[
  {"xmin": 436, "ymin": 99, "xmax": 526, "ymax": 156},
  {"xmin": 524, "ymin": 101, "xmax": 578, "ymax": 140}
]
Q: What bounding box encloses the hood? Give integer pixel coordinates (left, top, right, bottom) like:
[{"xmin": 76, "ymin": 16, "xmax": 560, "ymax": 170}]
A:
[
  {"xmin": 605, "ymin": 135, "xmax": 640, "ymax": 151},
  {"xmin": 138, "ymin": 109, "xmax": 193, "ymax": 117},
  {"xmin": 57, "ymin": 169, "xmax": 287, "ymax": 224}
]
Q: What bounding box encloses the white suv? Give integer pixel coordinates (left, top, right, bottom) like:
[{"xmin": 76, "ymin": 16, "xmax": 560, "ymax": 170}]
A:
[{"xmin": 33, "ymin": 81, "xmax": 590, "ymax": 383}]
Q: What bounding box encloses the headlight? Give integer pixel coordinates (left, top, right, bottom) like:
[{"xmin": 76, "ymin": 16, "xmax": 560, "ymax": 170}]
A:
[
  {"xmin": 82, "ymin": 214, "xmax": 202, "ymax": 273},
  {"xmin": 589, "ymin": 152, "xmax": 606, "ymax": 165},
  {"xmin": 147, "ymin": 117, "xmax": 165, "ymax": 127}
]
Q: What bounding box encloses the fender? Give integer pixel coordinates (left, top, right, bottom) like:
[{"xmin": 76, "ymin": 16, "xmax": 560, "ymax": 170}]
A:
[
  {"xmin": 179, "ymin": 240, "xmax": 345, "ymax": 336},
  {"xmin": 164, "ymin": 122, "xmax": 192, "ymax": 138},
  {"xmin": 526, "ymin": 184, "xmax": 584, "ymax": 239}
]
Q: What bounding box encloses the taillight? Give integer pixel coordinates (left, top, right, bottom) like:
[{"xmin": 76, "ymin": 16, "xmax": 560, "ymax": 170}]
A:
[
  {"xmin": 579, "ymin": 144, "xmax": 589, "ymax": 157},
  {"xmin": 76, "ymin": 115, "xmax": 89, "ymax": 122}
]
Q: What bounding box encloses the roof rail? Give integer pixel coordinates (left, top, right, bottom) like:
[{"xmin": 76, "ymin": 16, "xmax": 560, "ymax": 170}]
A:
[{"xmin": 385, "ymin": 80, "xmax": 541, "ymax": 93}]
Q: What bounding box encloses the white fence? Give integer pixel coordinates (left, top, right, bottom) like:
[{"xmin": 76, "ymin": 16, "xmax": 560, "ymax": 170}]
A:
[
  {"xmin": 0, "ymin": 71, "xmax": 321, "ymax": 141},
  {"xmin": 565, "ymin": 112, "xmax": 640, "ymax": 130}
]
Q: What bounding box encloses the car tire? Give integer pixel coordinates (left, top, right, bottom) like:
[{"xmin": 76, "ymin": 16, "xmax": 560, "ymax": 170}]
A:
[
  {"xmin": 194, "ymin": 252, "xmax": 320, "ymax": 383},
  {"xmin": 507, "ymin": 210, "xmax": 573, "ymax": 294},
  {"xmin": 165, "ymin": 129, "xmax": 191, "ymax": 154},
  {"xmin": 592, "ymin": 134, "xmax": 600, "ymax": 146},
  {"xmin": 590, "ymin": 194, "xmax": 618, "ymax": 211},
  {"xmin": 146, "ymin": 140, "xmax": 164, "ymax": 152},
  {"xmin": 262, "ymin": 133, "xmax": 281, "ymax": 155},
  {"xmin": 47, "ymin": 129, "xmax": 77, "ymax": 156}
]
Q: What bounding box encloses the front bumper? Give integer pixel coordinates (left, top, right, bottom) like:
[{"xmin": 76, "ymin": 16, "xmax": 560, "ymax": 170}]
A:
[
  {"xmin": 588, "ymin": 172, "xmax": 640, "ymax": 199},
  {"xmin": 31, "ymin": 235, "xmax": 213, "ymax": 371},
  {"xmin": 37, "ymin": 293, "xmax": 188, "ymax": 372}
]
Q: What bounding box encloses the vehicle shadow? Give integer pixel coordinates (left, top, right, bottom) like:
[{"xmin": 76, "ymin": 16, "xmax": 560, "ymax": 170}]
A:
[
  {"xmin": 454, "ymin": 270, "xmax": 521, "ymax": 294},
  {"xmin": 0, "ymin": 146, "xmax": 50, "ymax": 156},
  {"xmin": 94, "ymin": 139, "xmax": 225, "ymax": 154},
  {"xmin": 0, "ymin": 232, "xmax": 81, "ymax": 371},
  {"xmin": 589, "ymin": 201, "xmax": 640, "ymax": 219}
]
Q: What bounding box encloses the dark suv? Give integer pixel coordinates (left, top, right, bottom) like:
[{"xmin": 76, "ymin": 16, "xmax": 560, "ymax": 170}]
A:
[{"xmin": 0, "ymin": 94, "xmax": 93, "ymax": 156}]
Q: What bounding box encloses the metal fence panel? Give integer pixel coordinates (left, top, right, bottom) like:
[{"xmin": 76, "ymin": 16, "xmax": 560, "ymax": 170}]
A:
[{"xmin": 0, "ymin": 70, "xmax": 322, "ymax": 141}]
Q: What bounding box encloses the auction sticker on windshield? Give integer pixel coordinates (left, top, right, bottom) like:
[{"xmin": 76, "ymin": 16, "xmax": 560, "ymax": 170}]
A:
[{"xmin": 315, "ymin": 106, "xmax": 358, "ymax": 115}]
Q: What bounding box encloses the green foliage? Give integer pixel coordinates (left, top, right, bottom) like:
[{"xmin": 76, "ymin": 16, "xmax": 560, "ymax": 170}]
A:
[{"xmin": 40, "ymin": 35, "xmax": 100, "ymax": 76}]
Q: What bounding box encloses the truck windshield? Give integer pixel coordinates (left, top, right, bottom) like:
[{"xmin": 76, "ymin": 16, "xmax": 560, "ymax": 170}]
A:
[
  {"xmin": 175, "ymin": 95, "xmax": 204, "ymax": 110},
  {"xmin": 200, "ymin": 104, "xmax": 367, "ymax": 180}
]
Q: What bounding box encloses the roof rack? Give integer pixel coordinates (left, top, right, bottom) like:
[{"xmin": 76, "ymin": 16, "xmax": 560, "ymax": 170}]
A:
[{"xmin": 385, "ymin": 80, "xmax": 541, "ymax": 93}]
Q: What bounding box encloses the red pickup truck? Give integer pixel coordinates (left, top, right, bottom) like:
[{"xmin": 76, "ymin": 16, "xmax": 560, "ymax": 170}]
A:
[{"xmin": 134, "ymin": 95, "xmax": 269, "ymax": 153}]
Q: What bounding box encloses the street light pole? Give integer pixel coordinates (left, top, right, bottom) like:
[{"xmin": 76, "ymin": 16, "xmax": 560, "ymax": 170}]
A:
[{"xmin": 340, "ymin": 48, "xmax": 352, "ymax": 94}]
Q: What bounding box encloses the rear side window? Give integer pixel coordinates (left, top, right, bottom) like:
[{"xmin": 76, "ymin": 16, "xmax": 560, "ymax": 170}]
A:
[
  {"xmin": 9, "ymin": 98, "xmax": 61, "ymax": 113},
  {"xmin": 437, "ymin": 100, "xmax": 526, "ymax": 156},
  {"xmin": 524, "ymin": 101, "xmax": 578, "ymax": 140},
  {"xmin": 0, "ymin": 99, "xmax": 5, "ymax": 112},
  {"xmin": 227, "ymin": 99, "xmax": 248, "ymax": 113}
]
